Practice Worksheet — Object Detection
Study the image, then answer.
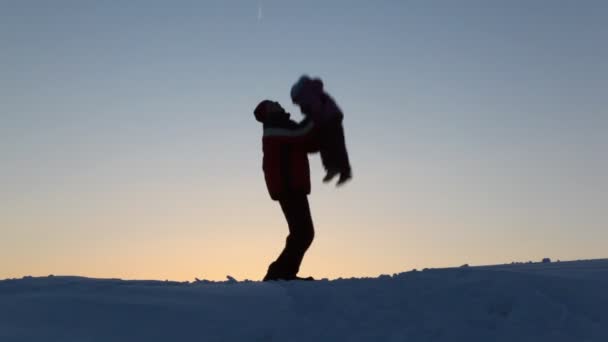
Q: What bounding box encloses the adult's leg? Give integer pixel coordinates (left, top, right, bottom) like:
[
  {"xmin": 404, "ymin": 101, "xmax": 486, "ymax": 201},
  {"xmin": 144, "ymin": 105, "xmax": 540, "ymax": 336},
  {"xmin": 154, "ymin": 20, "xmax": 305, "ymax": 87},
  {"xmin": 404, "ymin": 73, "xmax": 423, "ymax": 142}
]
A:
[{"xmin": 264, "ymin": 194, "xmax": 315, "ymax": 280}]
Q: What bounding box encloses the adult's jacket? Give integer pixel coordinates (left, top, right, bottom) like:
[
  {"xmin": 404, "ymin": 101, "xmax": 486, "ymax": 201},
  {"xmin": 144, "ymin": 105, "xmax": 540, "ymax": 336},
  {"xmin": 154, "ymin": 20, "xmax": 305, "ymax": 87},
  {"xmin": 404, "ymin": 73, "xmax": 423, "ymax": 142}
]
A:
[{"xmin": 261, "ymin": 116, "xmax": 319, "ymax": 200}]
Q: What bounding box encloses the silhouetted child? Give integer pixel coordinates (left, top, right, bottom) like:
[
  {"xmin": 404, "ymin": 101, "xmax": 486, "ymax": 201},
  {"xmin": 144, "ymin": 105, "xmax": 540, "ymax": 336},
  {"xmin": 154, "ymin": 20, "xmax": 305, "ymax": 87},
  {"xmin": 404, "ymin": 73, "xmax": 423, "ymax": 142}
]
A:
[{"xmin": 291, "ymin": 75, "xmax": 352, "ymax": 185}]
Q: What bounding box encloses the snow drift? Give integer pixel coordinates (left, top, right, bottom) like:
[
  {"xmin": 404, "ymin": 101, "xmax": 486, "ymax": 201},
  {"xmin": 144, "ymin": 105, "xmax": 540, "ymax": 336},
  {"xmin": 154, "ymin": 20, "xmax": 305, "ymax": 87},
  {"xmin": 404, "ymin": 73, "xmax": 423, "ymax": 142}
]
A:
[{"xmin": 1, "ymin": 259, "xmax": 607, "ymax": 341}]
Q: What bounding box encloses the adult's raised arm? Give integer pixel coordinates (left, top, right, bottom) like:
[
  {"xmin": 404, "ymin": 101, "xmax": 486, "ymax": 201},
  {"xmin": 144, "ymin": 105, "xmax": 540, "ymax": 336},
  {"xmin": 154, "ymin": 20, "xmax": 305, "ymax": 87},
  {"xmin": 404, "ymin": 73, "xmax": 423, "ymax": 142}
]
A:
[{"xmin": 263, "ymin": 119, "xmax": 320, "ymax": 152}]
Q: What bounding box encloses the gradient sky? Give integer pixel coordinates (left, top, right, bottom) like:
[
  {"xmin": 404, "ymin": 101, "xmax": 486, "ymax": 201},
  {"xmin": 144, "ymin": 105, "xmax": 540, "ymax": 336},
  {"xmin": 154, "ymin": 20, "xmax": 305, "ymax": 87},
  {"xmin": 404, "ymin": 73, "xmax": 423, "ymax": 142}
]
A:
[{"xmin": 1, "ymin": 1, "xmax": 607, "ymax": 281}]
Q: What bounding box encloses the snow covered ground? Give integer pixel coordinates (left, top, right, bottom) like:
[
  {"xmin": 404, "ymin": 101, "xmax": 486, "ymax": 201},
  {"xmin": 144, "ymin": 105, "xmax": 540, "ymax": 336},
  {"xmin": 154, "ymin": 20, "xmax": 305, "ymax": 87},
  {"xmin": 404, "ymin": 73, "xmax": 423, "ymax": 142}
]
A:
[{"xmin": 1, "ymin": 259, "xmax": 607, "ymax": 342}]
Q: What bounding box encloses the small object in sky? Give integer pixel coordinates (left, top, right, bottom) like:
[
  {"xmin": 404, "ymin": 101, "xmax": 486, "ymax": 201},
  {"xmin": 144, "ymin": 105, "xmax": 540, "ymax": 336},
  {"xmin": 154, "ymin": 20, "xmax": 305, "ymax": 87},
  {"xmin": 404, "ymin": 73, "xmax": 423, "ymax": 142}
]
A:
[{"xmin": 257, "ymin": 3, "xmax": 263, "ymax": 22}]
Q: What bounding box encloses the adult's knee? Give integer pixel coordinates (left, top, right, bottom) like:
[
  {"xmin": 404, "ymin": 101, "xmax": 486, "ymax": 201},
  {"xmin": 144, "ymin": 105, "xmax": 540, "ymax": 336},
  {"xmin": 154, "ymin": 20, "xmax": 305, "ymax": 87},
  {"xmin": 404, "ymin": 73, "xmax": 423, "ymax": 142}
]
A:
[
  {"xmin": 287, "ymin": 227, "xmax": 314, "ymax": 250},
  {"xmin": 298, "ymin": 226, "xmax": 315, "ymax": 249}
]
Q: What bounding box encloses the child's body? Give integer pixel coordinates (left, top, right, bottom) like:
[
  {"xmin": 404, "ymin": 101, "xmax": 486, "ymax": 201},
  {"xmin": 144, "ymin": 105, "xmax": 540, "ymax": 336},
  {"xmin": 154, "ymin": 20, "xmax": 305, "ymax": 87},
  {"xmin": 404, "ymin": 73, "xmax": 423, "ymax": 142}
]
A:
[{"xmin": 291, "ymin": 75, "xmax": 352, "ymax": 185}]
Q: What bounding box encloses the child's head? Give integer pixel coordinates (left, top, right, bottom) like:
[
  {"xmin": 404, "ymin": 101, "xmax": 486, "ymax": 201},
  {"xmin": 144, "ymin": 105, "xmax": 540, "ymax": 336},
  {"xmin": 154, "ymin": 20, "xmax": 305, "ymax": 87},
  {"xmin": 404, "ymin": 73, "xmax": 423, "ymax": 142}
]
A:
[
  {"xmin": 290, "ymin": 75, "xmax": 324, "ymax": 114},
  {"xmin": 254, "ymin": 100, "xmax": 289, "ymax": 123}
]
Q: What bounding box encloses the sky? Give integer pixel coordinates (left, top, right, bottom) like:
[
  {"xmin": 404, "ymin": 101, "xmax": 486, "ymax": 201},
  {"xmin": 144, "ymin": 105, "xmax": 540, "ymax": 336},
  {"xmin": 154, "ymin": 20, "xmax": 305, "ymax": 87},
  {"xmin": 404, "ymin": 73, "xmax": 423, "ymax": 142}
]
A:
[{"xmin": 1, "ymin": 0, "xmax": 607, "ymax": 281}]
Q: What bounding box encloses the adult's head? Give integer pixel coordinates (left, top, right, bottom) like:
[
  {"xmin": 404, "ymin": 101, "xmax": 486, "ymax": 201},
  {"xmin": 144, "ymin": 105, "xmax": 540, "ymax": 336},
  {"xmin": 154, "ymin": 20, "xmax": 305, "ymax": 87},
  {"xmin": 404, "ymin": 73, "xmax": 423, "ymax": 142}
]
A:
[{"xmin": 254, "ymin": 100, "xmax": 290, "ymax": 123}]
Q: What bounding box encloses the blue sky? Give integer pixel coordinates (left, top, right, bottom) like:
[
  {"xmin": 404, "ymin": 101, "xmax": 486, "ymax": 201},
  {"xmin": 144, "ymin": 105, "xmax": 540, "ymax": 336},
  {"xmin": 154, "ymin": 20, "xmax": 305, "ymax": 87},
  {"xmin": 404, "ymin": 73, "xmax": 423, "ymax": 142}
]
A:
[{"xmin": 1, "ymin": 1, "xmax": 607, "ymax": 280}]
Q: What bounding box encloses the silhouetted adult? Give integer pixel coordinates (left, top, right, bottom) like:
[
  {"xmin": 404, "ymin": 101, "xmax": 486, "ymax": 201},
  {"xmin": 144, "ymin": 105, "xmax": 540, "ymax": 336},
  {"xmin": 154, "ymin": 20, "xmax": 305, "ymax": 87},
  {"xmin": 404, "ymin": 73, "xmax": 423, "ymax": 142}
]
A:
[{"xmin": 254, "ymin": 100, "xmax": 319, "ymax": 281}]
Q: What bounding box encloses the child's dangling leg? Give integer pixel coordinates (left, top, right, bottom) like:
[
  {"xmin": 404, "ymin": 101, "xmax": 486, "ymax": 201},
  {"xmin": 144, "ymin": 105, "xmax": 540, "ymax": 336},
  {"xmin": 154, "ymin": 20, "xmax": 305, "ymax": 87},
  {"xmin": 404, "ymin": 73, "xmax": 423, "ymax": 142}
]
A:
[
  {"xmin": 320, "ymin": 119, "xmax": 352, "ymax": 186},
  {"xmin": 320, "ymin": 140, "xmax": 341, "ymax": 183},
  {"xmin": 334, "ymin": 122, "xmax": 352, "ymax": 186}
]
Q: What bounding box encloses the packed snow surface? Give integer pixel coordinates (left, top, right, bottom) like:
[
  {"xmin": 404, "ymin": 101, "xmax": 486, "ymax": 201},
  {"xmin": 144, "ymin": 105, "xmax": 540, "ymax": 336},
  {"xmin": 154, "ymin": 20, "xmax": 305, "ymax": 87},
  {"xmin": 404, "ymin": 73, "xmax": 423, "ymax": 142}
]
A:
[{"xmin": 1, "ymin": 259, "xmax": 607, "ymax": 341}]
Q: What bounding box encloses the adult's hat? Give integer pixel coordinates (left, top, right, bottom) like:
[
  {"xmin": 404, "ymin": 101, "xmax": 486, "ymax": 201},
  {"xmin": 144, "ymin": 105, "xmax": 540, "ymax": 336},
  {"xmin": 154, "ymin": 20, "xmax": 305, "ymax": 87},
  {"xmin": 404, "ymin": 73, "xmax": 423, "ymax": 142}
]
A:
[{"xmin": 254, "ymin": 100, "xmax": 273, "ymax": 122}]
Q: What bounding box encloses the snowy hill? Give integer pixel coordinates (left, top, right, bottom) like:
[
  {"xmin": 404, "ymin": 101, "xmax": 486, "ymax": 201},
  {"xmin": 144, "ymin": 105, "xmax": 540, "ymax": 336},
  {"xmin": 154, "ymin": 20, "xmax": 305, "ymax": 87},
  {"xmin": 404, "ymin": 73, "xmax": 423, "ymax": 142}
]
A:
[{"xmin": 1, "ymin": 259, "xmax": 607, "ymax": 342}]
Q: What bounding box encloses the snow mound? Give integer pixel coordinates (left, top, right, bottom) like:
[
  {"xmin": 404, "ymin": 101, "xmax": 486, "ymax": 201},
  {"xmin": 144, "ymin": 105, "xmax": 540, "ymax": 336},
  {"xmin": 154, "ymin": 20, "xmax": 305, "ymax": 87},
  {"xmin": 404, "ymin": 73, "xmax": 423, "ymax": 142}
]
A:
[{"xmin": 1, "ymin": 259, "xmax": 607, "ymax": 341}]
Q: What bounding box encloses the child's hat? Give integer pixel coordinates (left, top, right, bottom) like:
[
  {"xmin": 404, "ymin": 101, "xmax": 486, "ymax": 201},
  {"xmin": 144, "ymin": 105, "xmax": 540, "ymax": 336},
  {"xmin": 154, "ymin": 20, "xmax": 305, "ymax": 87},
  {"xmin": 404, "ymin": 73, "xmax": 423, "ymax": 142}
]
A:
[
  {"xmin": 291, "ymin": 75, "xmax": 324, "ymax": 102},
  {"xmin": 290, "ymin": 75, "xmax": 311, "ymax": 102}
]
